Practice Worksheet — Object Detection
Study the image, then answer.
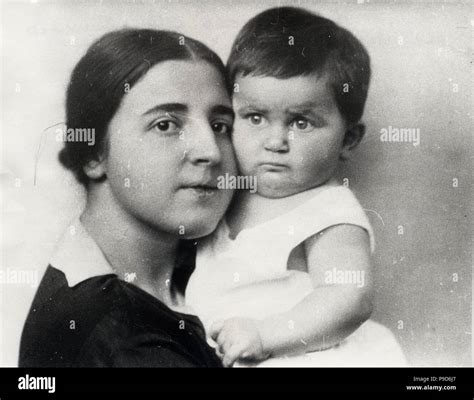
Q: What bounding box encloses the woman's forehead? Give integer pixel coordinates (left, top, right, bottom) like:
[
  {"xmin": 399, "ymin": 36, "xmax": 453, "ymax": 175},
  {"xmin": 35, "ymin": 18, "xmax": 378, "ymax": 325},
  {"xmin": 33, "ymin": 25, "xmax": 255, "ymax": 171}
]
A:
[{"xmin": 122, "ymin": 60, "xmax": 231, "ymax": 115}]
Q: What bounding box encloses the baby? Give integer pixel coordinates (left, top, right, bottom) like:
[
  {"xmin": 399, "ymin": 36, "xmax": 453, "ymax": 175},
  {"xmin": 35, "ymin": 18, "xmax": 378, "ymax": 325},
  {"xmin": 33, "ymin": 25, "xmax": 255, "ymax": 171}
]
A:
[{"xmin": 186, "ymin": 7, "xmax": 406, "ymax": 367}]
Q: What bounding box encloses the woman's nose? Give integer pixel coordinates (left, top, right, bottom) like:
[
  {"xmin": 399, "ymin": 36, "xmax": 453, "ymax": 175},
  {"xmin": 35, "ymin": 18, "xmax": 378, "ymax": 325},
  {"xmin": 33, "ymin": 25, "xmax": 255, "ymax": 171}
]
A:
[
  {"xmin": 263, "ymin": 126, "xmax": 290, "ymax": 153},
  {"xmin": 184, "ymin": 121, "xmax": 222, "ymax": 166}
]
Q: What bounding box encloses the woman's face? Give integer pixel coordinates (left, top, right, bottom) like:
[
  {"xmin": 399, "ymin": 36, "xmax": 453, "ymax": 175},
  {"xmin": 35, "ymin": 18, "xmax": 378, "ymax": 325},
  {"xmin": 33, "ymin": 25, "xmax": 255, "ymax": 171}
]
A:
[{"xmin": 104, "ymin": 60, "xmax": 237, "ymax": 239}]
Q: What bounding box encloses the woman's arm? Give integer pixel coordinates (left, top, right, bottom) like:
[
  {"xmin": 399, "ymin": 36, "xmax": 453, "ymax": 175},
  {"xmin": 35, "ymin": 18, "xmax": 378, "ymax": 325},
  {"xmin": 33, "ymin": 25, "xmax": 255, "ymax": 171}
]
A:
[
  {"xmin": 77, "ymin": 331, "xmax": 203, "ymax": 367},
  {"xmin": 76, "ymin": 303, "xmax": 223, "ymax": 368}
]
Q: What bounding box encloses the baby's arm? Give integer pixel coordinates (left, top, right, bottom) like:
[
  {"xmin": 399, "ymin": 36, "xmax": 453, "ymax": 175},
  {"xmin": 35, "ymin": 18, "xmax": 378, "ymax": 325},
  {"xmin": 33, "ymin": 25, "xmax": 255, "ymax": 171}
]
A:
[
  {"xmin": 210, "ymin": 224, "xmax": 373, "ymax": 366},
  {"xmin": 258, "ymin": 223, "xmax": 374, "ymax": 357}
]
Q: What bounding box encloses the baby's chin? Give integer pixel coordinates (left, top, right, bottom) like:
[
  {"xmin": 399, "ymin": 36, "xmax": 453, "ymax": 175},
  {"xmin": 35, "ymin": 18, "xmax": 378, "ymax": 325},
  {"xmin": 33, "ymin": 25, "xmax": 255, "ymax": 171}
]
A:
[
  {"xmin": 255, "ymin": 177, "xmax": 329, "ymax": 199},
  {"xmin": 255, "ymin": 183, "xmax": 304, "ymax": 199}
]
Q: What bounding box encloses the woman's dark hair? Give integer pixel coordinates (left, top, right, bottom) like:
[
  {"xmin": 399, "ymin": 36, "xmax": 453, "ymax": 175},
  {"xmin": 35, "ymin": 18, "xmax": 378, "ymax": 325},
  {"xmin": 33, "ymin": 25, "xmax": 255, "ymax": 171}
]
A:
[
  {"xmin": 227, "ymin": 7, "xmax": 371, "ymax": 125},
  {"xmin": 59, "ymin": 29, "xmax": 229, "ymax": 186}
]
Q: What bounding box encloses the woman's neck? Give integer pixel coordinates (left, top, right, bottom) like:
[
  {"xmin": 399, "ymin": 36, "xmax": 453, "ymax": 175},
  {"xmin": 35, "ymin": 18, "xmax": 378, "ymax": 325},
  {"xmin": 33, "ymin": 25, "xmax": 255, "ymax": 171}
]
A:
[{"xmin": 80, "ymin": 183, "xmax": 180, "ymax": 308}]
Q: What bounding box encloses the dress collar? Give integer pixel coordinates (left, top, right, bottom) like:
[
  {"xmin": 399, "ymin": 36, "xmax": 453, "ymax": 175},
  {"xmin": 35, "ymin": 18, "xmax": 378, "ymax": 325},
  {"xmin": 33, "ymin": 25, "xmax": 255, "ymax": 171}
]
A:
[{"xmin": 50, "ymin": 217, "xmax": 116, "ymax": 287}]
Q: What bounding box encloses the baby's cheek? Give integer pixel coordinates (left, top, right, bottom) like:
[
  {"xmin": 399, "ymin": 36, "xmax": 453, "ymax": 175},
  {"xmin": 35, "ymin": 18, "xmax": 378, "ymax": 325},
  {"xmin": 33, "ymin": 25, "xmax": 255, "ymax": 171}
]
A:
[
  {"xmin": 296, "ymin": 146, "xmax": 338, "ymax": 185},
  {"xmin": 309, "ymin": 134, "xmax": 342, "ymax": 161}
]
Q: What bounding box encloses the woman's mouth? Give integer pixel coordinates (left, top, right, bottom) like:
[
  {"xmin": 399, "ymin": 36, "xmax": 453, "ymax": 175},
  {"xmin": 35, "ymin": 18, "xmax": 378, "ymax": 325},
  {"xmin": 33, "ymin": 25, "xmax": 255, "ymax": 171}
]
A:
[{"xmin": 182, "ymin": 184, "xmax": 219, "ymax": 199}]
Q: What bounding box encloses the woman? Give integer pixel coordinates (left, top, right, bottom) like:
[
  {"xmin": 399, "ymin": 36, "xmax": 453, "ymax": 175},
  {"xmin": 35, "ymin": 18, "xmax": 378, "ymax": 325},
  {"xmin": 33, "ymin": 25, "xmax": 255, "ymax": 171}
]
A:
[{"xmin": 19, "ymin": 29, "xmax": 237, "ymax": 367}]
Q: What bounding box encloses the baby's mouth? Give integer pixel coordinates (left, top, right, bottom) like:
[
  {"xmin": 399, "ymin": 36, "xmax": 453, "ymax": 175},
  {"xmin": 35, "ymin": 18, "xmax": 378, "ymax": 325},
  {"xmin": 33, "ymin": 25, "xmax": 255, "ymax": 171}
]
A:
[{"xmin": 258, "ymin": 162, "xmax": 289, "ymax": 171}]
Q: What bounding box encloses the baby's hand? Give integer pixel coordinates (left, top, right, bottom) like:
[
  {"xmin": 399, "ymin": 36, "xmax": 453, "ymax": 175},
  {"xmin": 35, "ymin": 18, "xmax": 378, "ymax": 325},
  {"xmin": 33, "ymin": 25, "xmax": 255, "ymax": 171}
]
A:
[{"xmin": 209, "ymin": 318, "xmax": 269, "ymax": 367}]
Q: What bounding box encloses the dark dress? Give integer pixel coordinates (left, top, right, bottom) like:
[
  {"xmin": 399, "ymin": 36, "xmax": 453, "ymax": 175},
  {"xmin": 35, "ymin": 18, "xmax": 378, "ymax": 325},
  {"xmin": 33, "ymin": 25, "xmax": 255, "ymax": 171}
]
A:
[{"xmin": 19, "ymin": 265, "xmax": 222, "ymax": 367}]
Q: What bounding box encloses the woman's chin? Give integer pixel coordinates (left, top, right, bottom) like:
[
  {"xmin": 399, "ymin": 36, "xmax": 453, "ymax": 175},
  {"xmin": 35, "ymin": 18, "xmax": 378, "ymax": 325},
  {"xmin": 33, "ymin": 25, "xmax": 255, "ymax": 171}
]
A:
[{"xmin": 178, "ymin": 218, "xmax": 221, "ymax": 239}]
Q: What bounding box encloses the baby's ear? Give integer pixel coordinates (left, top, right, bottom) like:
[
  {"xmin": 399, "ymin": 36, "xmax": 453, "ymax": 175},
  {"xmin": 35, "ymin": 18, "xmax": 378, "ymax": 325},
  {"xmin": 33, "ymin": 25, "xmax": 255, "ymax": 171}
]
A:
[
  {"xmin": 83, "ymin": 156, "xmax": 107, "ymax": 181},
  {"xmin": 340, "ymin": 123, "xmax": 365, "ymax": 160}
]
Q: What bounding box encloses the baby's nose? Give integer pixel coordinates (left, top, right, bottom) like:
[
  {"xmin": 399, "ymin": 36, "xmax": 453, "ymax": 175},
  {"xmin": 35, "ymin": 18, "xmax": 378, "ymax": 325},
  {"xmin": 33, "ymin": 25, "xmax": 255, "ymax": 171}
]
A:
[{"xmin": 264, "ymin": 127, "xmax": 290, "ymax": 153}]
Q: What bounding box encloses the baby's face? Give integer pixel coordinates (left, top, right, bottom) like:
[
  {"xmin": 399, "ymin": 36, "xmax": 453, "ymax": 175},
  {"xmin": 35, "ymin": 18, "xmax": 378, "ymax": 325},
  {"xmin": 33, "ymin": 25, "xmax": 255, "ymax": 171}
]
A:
[{"xmin": 232, "ymin": 72, "xmax": 347, "ymax": 198}]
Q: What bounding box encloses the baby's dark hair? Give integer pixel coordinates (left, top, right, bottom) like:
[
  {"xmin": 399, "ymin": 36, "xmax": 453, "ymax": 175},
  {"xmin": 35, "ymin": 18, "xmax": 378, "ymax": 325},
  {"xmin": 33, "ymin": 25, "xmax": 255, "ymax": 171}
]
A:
[
  {"xmin": 60, "ymin": 28, "xmax": 229, "ymax": 186},
  {"xmin": 227, "ymin": 7, "xmax": 371, "ymax": 125}
]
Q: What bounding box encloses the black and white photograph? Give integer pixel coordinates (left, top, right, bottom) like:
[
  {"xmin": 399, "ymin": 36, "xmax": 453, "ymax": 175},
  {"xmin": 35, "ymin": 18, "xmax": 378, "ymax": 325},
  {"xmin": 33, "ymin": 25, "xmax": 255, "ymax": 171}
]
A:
[{"xmin": 0, "ymin": 0, "xmax": 472, "ymax": 394}]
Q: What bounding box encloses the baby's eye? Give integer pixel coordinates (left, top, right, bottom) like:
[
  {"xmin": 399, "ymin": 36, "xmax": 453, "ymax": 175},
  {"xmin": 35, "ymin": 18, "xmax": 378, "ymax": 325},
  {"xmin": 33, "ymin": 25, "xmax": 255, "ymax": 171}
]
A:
[
  {"xmin": 290, "ymin": 117, "xmax": 317, "ymax": 132},
  {"xmin": 152, "ymin": 120, "xmax": 179, "ymax": 134},
  {"xmin": 290, "ymin": 117, "xmax": 326, "ymax": 132},
  {"xmin": 247, "ymin": 114, "xmax": 266, "ymax": 126},
  {"xmin": 212, "ymin": 122, "xmax": 232, "ymax": 135}
]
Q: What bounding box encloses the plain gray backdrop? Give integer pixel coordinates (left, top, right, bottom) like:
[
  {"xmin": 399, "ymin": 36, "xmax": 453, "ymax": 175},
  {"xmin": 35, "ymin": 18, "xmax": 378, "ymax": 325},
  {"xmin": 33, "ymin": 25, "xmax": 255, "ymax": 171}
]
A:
[{"xmin": 1, "ymin": 0, "xmax": 472, "ymax": 366}]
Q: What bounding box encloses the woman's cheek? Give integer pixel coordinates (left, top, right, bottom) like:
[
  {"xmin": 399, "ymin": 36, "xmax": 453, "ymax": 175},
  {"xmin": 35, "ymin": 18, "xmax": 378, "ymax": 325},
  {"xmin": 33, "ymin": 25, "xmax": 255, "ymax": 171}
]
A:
[
  {"xmin": 231, "ymin": 137, "xmax": 254, "ymax": 176},
  {"xmin": 220, "ymin": 138, "xmax": 238, "ymax": 176},
  {"xmin": 106, "ymin": 142, "xmax": 166, "ymax": 213}
]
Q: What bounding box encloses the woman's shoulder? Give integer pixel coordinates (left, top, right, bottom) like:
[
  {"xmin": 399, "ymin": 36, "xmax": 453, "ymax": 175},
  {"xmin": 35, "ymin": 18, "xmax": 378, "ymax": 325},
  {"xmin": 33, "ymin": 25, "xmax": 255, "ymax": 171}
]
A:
[
  {"xmin": 25, "ymin": 265, "xmax": 185, "ymax": 321},
  {"xmin": 22, "ymin": 265, "xmax": 127, "ymax": 332},
  {"xmin": 19, "ymin": 266, "xmax": 124, "ymax": 367},
  {"xmin": 19, "ymin": 266, "xmax": 220, "ymax": 367}
]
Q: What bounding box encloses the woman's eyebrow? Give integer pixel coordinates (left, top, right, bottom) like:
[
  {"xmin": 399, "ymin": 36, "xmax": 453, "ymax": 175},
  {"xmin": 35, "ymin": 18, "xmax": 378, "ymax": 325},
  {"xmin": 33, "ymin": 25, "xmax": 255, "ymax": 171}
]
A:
[{"xmin": 142, "ymin": 103, "xmax": 188, "ymax": 116}]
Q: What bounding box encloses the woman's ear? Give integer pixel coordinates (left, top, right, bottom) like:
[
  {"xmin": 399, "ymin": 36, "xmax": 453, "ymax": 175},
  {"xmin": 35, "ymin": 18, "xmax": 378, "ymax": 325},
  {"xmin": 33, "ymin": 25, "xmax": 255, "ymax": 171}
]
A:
[
  {"xmin": 83, "ymin": 157, "xmax": 107, "ymax": 181},
  {"xmin": 340, "ymin": 123, "xmax": 365, "ymax": 160}
]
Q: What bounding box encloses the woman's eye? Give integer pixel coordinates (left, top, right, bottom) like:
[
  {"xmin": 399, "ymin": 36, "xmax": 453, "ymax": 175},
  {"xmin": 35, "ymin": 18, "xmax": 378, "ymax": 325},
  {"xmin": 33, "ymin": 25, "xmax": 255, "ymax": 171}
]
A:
[
  {"xmin": 152, "ymin": 120, "xmax": 179, "ymax": 133},
  {"xmin": 247, "ymin": 114, "xmax": 265, "ymax": 126},
  {"xmin": 212, "ymin": 122, "xmax": 232, "ymax": 135}
]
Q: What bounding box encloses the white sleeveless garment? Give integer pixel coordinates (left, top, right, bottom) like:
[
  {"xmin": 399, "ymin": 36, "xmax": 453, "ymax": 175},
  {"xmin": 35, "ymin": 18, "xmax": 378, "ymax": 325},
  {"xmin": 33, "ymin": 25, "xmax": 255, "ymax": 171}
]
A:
[{"xmin": 185, "ymin": 182, "xmax": 407, "ymax": 366}]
